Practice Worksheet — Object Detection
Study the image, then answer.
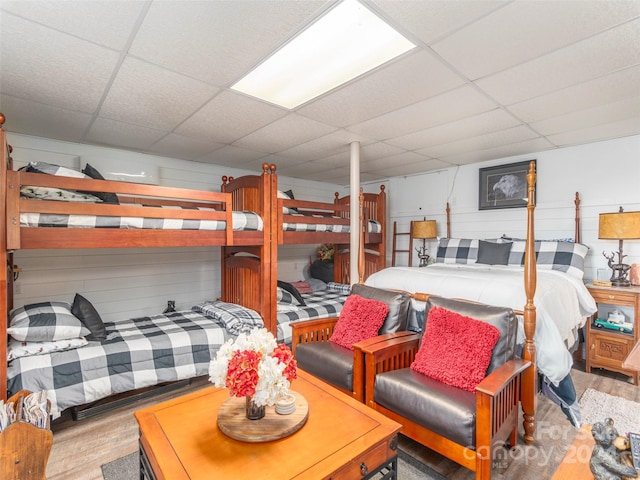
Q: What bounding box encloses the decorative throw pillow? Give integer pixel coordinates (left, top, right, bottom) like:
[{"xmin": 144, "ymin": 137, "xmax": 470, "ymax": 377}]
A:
[
  {"xmin": 8, "ymin": 301, "xmax": 90, "ymax": 342},
  {"xmin": 81, "ymin": 163, "xmax": 120, "ymax": 204},
  {"xmin": 7, "ymin": 337, "xmax": 89, "ymax": 361},
  {"xmin": 277, "ymin": 189, "xmax": 298, "ymax": 214},
  {"xmin": 26, "ymin": 161, "xmax": 89, "ymax": 178},
  {"xmin": 277, "ymin": 280, "xmax": 306, "ymax": 306},
  {"xmin": 476, "ymin": 240, "xmax": 512, "ymax": 265},
  {"xmin": 71, "ymin": 293, "xmax": 107, "ymax": 341},
  {"xmin": 330, "ymin": 294, "xmax": 389, "ymax": 350},
  {"xmin": 411, "ymin": 306, "xmax": 500, "ymax": 392}
]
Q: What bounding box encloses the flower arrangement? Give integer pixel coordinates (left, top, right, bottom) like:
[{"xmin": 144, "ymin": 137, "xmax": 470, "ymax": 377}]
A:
[
  {"xmin": 208, "ymin": 328, "xmax": 297, "ymax": 407},
  {"xmin": 317, "ymin": 243, "xmax": 335, "ymax": 262}
]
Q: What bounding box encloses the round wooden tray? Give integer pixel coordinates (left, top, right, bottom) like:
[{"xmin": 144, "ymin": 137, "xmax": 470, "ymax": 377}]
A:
[{"xmin": 217, "ymin": 391, "xmax": 309, "ymax": 443}]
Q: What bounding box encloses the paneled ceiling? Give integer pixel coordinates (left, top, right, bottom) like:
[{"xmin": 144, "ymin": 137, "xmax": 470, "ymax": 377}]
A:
[{"xmin": 1, "ymin": 0, "xmax": 639, "ymax": 184}]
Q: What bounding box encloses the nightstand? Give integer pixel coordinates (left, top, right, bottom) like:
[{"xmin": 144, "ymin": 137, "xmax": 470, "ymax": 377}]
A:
[{"xmin": 585, "ymin": 284, "xmax": 640, "ymax": 385}]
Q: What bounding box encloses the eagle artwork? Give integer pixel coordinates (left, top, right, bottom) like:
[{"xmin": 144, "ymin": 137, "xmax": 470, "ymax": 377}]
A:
[{"xmin": 492, "ymin": 174, "xmax": 526, "ymax": 202}]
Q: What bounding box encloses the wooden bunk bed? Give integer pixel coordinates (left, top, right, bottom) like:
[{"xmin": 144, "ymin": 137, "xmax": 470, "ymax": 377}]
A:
[
  {"xmin": 221, "ymin": 165, "xmax": 387, "ymax": 339},
  {"xmin": 0, "ymin": 113, "xmax": 271, "ymax": 405}
]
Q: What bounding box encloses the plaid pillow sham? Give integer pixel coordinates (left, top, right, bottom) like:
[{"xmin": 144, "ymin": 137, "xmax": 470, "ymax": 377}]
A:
[{"xmin": 8, "ymin": 301, "xmax": 90, "ymax": 342}]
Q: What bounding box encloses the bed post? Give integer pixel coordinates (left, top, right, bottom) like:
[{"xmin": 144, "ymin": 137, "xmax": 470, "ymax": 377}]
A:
[
  {"xmin": 446, "ymin": 202, "xmax": 451, "ymax": 238},
  {"xmin": 522, "ymin": 161, "xmax": 537, "ymax": 445},
  {"xmin": 358, "ymin": 188, "xmax": 365, "ymax": 284},
  {"xmin": 0, "ymin": 113, "xmax": 7, "ymax": 401},
  {"xmin": 574, "ymin": 192, "xmax": 581, "ymax": 244}
]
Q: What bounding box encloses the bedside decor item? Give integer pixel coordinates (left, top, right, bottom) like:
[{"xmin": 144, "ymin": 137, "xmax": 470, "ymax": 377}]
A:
[
  {"xmin": 208, "ymin": 328, "xmax": 297, "ymax": 420},
  {"xmin": 412, "ymin": 219, "xmax": 437, "ymax": 267},
  {"xmin": 631, "ymin": 264, "xmax": 640, "ymax": 286},
  {"xmin": 599, "ymin": 208, "xmax": 640, "ymax": 287},
  {"xmin": 589, "ymin": 418, "xmax": 637, "ymax": 480},
  {"xmin": 479, "ymin": 160, "xmax": 535, "ymax": 210}
]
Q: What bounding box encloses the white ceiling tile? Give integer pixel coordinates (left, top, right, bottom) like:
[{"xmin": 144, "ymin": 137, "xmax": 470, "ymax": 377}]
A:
[
  {"xmin": 369, "ymin": 159, "xmax": 448, "ymax": 177},
  {"xmin": 368, "ymin": 0, "xmax": 508, "ymax": 44},
  {"xmin": 362, "ymin": 151, "xmax": 432, "ymax": 170},
  {"xmin": 129, "ymin": 1, "xmax": 329, "ymax": 85},
  {"xmin": 417, "ymin": 125, "xmax": 539, "ymax": 158},
  {"xmin": 195, "ymin": 145, "xmax": 268, "ymax": 168},
  {"xmin": 100, "ymin": 57, "xmax": 219, "ymax": 130},
  {"xmin": 509, "ymin": 66, "xmax": 640, "ymax": 123},
  {"xmin": 348, "ymin": 85, "xmax": 498, "ymax": 139},
  {"xmin": 0, "ymin": 14, "xmax": 119, "ymax": 112},
  {"xmin": 361, "ymin": 142, "xmax": 410, "ymax": 160},
  {"xmin": 0, "ymin": 95, "xmax": 93, "ymax": 142},
  {"xmin": 86, "ymin": 117, "xmax": 166, "ymax": 150},
  {"xmin": 1, "ymin": 0, "xmax": 145, "ymax": 50},
  {"xmin": 477, "ymin": 19, "xmax": 640, "ymax": 105},
  {"xmin": 386, "ymin": 109, "xmax": 521, "ymax": 150},
  {"xmin": 546, "ymin": 117, "xmax": 640, "ymax": 147},
  {"xmin": 277, "ymin": 130, "xmax": 371, "ymax": 161},
  {"xmin": 148, "ymin": 134, "xmax": 224, "ymax": 161},
  {"xmin": 176, "ymin": 90, "xmax": 288, "ymax": 144},
  {"xmin": 440, "ymin": 138, "xmax": 556, "ymax": 166},
  {"xmin": 432, "ymin": 0, "xmax": 640, "ymax": 79},
  {"xmin": 531, "ymin": 97, "xmax": 640, "ymax": 136},
  {"xmin": 298, "ymin": 50, "xmax": 466, "ymax": 126},
  {"xmin": 234, "ymin": 114, "xmax": 337, "ymax": 153}
]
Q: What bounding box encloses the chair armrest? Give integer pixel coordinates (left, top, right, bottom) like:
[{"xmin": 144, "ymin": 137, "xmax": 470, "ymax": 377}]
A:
[
  {"xmin": 291, "ymin": 317, "xmax": 339, "ymax": 354},
  {"xmin": 476, "ymin": 358, "xmax": 531, "ymax": 397}
]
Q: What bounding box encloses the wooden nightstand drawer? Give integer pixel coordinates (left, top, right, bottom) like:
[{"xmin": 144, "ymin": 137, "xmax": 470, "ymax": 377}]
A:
[{"xmin": 588, "ymin": 289, "xmax": 637, "ymax": 305}]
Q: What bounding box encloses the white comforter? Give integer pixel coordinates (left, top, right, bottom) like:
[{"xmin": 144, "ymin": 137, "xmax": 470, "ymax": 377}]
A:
[{"xmin": 365, "ymin": 264, "xmax": 597, "ymax": 385}]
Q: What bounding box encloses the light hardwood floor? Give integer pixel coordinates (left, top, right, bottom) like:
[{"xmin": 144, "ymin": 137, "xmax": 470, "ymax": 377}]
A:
[{"xmin": 46, "ymin": 361, "xmax": 639, "ymax": 480}]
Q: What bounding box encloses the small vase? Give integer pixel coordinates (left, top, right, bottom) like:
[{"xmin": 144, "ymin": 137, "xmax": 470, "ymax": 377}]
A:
[{"xmin": 245, "ymin": 396, "xmax": 265, "ymax": 420}]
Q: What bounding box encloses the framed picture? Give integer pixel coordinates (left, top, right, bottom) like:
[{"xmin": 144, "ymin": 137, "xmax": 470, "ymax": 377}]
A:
[{"xmin": 478, "ymin": 160, "xmax": 535, "ymax": 210}]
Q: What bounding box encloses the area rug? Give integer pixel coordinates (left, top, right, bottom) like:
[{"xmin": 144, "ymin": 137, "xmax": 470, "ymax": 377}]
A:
[
  {"xmin": 579, "ymin": 388, "xmax": 640, "ymax": 434},
  {"xmin": 102, "ymin": 448, "xmax": 448, "ymax": 480}
]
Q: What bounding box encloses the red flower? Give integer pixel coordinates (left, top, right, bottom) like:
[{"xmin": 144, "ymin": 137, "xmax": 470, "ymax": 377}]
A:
[
  {"xmin": 226, "ymin": 350, "xmax": 261, "ymax": 397},
  {"xmin": 272, "ymin": 344, "xmax": 298, "ymax": 382}
]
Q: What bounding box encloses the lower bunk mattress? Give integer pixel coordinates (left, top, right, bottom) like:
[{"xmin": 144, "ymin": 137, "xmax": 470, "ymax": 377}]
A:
[{"xmin": 7, "ymin": 310, "xmax": 238, "ymax": 418}]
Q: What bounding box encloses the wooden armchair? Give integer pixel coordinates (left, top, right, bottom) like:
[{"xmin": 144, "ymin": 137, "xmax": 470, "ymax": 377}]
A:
[
  {"xmin": 291, "ymin": 284, "xmax": 412, "ymax": 402},
  {"xmin": 362, "ymin": 296, "xmax": 531, "ymax": 480}
]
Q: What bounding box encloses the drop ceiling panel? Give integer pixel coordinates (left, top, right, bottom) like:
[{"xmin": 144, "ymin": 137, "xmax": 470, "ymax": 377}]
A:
[
  {"xmin": 128, "ymin": 0, "xmax": 330, "ymax": 86},
  {"xmin": 277, "ymin": 130, "xmax": 371, "ymax": 161},
  {"xmin": 0, "ymin": 14, "xmax": 119, "ymax": 112},
  {"xmin": 440, "ymin": 138, "xmax": 555, "ymax": 166},
  {"xmin": 298, "ymin": 50, "xmax": 466, "ymax": 127},
  {"xmin": 547, "ymin": 117, "xmax": 640, "ymax": 147},
  {"xmin": 100, "ymin": 57, "xmax": 220, "ymax": 130},
  {"xmin": 233, "ymin": 114, "xmax": 337, "ymax": 153},
  {"xmin": 476, "ymin": 19, "xmax": 640, "ymax": 106},
  {"xmin": 432, "ymin": 0, "xmax": 640, "ymax": 80},
  {"xmin": 509, "ymin": 66, "xmax": 640, "ymax": 123},
  {"xmin": 196, "ymin": 145, "xmax": 268, "ymax": 167},
  {"xmin": 148, "ymin": 134, "xmax": 224, "ymax": 161},
  {"xmin": 361, "ymin": 151, "xmax": 432, "ymax": 170},
  {"xmin": 348, "ymin": 85, "xmax": 497, "ymax": 140},
  {"xmin": 175, "ymin": 90, "xmax": 288, "ymax": 144},
  {"xmin": 386, "ymin": 109, "xmax": 521, "ymax": 151},
  {"xmin": 86, "ymin": 117, "xmax": 167, "ymax": 151}
]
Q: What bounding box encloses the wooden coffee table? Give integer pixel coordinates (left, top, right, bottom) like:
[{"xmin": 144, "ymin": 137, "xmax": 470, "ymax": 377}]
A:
[{"xmin": 135, "ymin": 370, "xmax": 401, "ymax": 479}]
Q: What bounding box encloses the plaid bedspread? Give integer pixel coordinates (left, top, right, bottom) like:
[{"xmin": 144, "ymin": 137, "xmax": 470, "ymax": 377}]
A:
[
  {"xmin": 277, "ymin": 289, "xmax": 349, "ymax": 345},
  {"xmin": 20, "ymin": 209, "xmax": 263, "ymax": 231},
  {"xmin": 7, "ymin": 310, "xmax": 235, "ymax": 418},
  {"xmin": 283, "ymin": 216, "xmax": 381, "ymax": 233}
]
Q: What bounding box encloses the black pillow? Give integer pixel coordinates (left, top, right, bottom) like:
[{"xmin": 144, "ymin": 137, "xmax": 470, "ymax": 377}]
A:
[
  {"xmin": 277, "ymin": 281, "xmax": 306, "ymax": 306},
  {"xmin": 81, "ymin": 164, "xmax": 120, "ymax": 204},
  {"xmin": 71, "ymin": 293, "xmax": 107, "ymax": 341},
  {"xmin": 476, "ymin": 240, "xmax": 512, "ymax": 265}
]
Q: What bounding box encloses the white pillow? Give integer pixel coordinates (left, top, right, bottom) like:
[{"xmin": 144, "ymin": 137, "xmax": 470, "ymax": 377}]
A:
[
  {"xmin": 8, "ymin": 302, "xmax": 90, "ymax": 342},
  {"xmin": 21, "ymin": 186, "xmax": 102, "ymax": 203},
  {"xmin": 7, "ymin": 337, "xmax": 89, "ymax": 361}
]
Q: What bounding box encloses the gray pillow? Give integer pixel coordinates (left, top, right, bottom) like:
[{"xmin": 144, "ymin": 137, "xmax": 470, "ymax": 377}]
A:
[
  {"xmin": 72, "ymin": 293, "xmax": 107, "ymax": 341},
  {"xmin": 477, "ymin": 240, "xmax": 512, "ymax": 265},
  {"xmin": 350, "ymin": 284, "xmax": 410, "ymax": 335},
  {"xmin": 423, "ymin": 296, "xmax": 517, "ymax": 374}
]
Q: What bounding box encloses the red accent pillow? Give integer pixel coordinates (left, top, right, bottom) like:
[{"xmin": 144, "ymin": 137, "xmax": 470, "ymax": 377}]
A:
[
  {"xmin": 411, "ymin": 306, "xmax": 501, "ymax": 392},
  {"xmin": 330, "ymin": 294, "xmax": 389, "ymax": 350}
]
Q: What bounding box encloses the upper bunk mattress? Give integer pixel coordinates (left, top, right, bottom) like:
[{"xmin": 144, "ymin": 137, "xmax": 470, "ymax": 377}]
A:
[
  {"xmin": 20, "ymin": 208, "xmax": 263, "ymax": 231},
  {"xmin": 283, "ymin": 216, "xmax": 381, "ymax": 233}
]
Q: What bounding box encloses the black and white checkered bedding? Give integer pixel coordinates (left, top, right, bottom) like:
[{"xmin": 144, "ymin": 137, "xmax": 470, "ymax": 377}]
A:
[
  {"xmin": 283, "ymin": 215, "xmax": 381, "ymax": 234},
  {"xmin": 277, "ymin": 289, "xmax": 349, "ymax": 345},
  {"xmin": 7, "ymin": 310, "xmax": 235, "ymax": 418},
  {"xmin": 20, "ymin": 208, "xmax": 263, "ymax": 231}
]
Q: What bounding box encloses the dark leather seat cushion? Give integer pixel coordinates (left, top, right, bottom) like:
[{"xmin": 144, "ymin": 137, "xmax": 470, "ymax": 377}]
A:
[
  {"xmin": 296, "ymin": 342, "xmax": 353, "ymax": 392},
  {"xmin": 351, "ymin": 284, "xmax": 410, "ymax": 334},
  {"xmin": 375, "ymin": 368, "xmax": 476, "ymax": 448}
]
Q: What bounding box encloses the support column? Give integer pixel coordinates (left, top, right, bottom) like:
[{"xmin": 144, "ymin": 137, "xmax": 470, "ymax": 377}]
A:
[{"xmin": 350, "ymin": 141, "xmax": 360, "ymax": 284}]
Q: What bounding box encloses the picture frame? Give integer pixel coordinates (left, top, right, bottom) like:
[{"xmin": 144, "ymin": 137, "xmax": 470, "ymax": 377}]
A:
[{"xmin": 478, "ymin": 160, "xmax": 535, "ymax": 210}]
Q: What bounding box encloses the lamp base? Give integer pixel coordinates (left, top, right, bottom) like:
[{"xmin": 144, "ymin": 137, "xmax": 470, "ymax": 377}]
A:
[{"xmin": 611, "ymin": 279, "xmax": 631, "ymax": 287}]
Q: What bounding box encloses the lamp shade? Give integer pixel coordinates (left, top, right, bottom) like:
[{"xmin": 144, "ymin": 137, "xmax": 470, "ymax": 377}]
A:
[
  {"xmin": 599, "ymin": 211, "xmax": 640, "ymax": 239},
  {"xmin": 413, "ymin": 220, "xmax": 437, "ymax": 239}
]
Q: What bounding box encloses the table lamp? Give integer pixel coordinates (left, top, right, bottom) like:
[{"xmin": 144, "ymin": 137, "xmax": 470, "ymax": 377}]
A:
[
  {"xmin": 412, "ymin": 219, "xmax": 437, "ymax": 267},
  {"xmin": 598, "ymin": 208, "xmax": 640, "ymax": 287}
]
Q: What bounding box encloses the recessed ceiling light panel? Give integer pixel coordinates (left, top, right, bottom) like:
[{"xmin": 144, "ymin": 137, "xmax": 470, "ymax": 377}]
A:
[{"xmin": 231, "ymin": 0, "xmax": 416, "ymax": 109}]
